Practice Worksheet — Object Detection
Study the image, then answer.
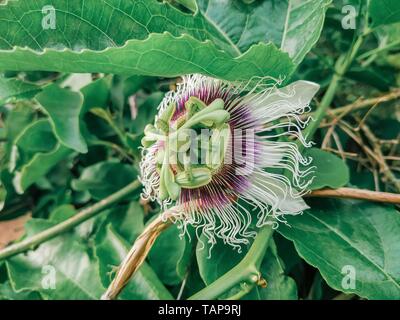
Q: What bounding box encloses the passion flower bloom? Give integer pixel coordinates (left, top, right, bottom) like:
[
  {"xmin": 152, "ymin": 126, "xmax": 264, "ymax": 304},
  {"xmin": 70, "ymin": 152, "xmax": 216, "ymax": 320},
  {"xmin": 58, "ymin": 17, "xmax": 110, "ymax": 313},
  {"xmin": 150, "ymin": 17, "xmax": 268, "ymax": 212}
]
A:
[{"xmin": 140, "ymin": 74, "xmax": 319, "ymax": 249}]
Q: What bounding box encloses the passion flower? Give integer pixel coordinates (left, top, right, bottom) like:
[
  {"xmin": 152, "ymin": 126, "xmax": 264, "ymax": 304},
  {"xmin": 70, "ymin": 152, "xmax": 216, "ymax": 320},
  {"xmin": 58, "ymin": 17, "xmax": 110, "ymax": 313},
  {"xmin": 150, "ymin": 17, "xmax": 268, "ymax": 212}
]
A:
[{"xmin": 140, "ymin": 74, "xmax": 319, "ymax": 249}]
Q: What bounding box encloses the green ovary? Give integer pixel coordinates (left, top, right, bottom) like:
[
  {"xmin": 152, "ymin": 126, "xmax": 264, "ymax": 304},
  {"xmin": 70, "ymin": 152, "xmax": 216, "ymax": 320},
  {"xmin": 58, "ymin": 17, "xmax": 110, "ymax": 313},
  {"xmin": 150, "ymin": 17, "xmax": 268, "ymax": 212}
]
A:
[{"xmin": 142, "ymin": 96, "xmax": 231, "ymax": 201}]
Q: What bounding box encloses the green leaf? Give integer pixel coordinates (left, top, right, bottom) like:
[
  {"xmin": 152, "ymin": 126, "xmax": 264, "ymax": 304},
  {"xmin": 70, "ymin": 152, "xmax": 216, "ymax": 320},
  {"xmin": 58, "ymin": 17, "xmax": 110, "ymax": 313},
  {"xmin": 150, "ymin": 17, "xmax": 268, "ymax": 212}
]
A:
[
  {"xmin": 244, "ymin": 240, "xmax": 298, "ymax": 300},
  {"xmin": 102, "ymin": 202, "xmax": 145, "ymax": 244},
  {"xmin": 0, "ymin": 34, "xmax": 294, "ymax": 82},
  {"xmin": 36, "ymin": 84, "xmax": 87, "ymax": 153},
  {"xmin": 175, "ymin": 0, "xmax": 198, "ymax": 13},
  {"xmin": 0, "ymin": 76, "xmax": 41, "ymax": 105},
  {"xmin": 71, "ymin": 160, "xmax": 138, "ymax": 200},
  {"xmin": 278, "ymin": 199, "xmax": 400, "ymax": 299},
  {"xmin": 0, "ymin": 181, "xmax": 6, "ymax": 211},
  {"xmin": 95, "ymin": 224, "xmax": 173, "ymax": 300},
  {"xmin": 6, "ymin": 219, "xmax": 105, "ymax": 299},
  {"xmin": 0, "ymin": 0, "xmax": 234, "ymax": 53},
  {"xmin": 48, "ymin": 204, "xmax": 77, "ymax": 223},
  {"xmin": 370, "ymin": 0, "xmax": 400, "ymax": 27},
  {"xmin": 3, "ymin": 104, "xmax": 35, "ymax": 157},
  {"xmin": 129, "ymin": 92, "xmax": 164, "ymax": 135},
  {"xmin": 196, "ymin": 233, "xmax": 247, "ymax": 286},
  {"xmin": 0, "ymin": 281, "xmax": 42, "ymax": 300},
  {"xmin": 0, "ymin": 0, "xmax": 294, "ymax": 80},
  {"xmin": 198, "ymin": 0, "xmax": 331, "ymax": 65},
  {"xmin": 11, "ymin": 119, "xmax": 57, "ymax": 172},
  {"xmin": 306, "ymin": 148, "xmax": 350, "ymax": 190},
  {"xmin": 81, "ymin": 77, "xmax": 111, "ymax": 114},
  {"xmin": 148, "ymin": 223, "xmax": 191, "ymax": 286},
  {"xmin": 13, "ymin": 144, "xmax": 72, "ymax": 194}
]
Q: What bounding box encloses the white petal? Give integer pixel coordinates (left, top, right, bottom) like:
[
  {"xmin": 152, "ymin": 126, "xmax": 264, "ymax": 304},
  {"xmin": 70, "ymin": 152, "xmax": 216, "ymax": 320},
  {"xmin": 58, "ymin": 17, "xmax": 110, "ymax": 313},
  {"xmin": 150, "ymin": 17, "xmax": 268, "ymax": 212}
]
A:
[
  {"xmin": 242, "ymin": 171, "xmax": 309, "ymax": 215},
  {"xmin": 246, "ymin": 80, "xmax": 320, "ymax": 124}
]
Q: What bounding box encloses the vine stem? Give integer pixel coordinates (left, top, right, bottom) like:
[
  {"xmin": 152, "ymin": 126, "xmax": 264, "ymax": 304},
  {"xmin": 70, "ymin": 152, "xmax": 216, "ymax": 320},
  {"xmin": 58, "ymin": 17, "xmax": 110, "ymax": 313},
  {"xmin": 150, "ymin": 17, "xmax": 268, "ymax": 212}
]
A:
[
  {"xmin": 188, "ymin": 225, "xmax": 274, "ymax": 300},
  {"xmin": 102, "ymin": 209, "xmax": 176, "ymax": 300},
  {"xmin": 0, "ymin": 180, "xmax": 141, "ymax": 261},
  {"xmin": 302, "ymin": 35, "xmax": 365, "ymax": 143},
  {"xmin": 307, "ymin": 187, "xmax": 400, "ymax": 204}
]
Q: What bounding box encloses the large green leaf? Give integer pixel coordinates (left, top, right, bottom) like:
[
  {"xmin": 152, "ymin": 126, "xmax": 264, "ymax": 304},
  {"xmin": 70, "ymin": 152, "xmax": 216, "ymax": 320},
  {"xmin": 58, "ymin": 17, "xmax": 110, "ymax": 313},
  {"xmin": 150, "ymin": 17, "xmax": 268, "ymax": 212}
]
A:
[
  {"xmin": 198, "ymin": 0, "xmax": 331, "ymax": 65},
  {"xmin": 0, "ymin": 0, "xmax": 232, "ymax": 53},
  {"xmin": 0, "ymin": 34, "xmax": 293, "ymax": 81},
  {"xmin": 278, "ymin": 199, "xmax": 400, "ymax": 299},
  {"xmin": 95, "ymin": 225, "xmax": 173, "ymax": 300},
  {"xmin": 6, "ymin": 219, "xmax": 105, "ymax": 299},
  {"xmin": 36, "ymin": 84, "xmax": 87, "ymax": 153},
  {"xmin": 305, "ymin": 148, "xmax": 350, "ymax": 190},
  {"xmin": 0, "ymin": 0, "xmax": 294, "ymax": 80},
  {"xmin": 369, "ymin": 0, "xmax": 400, "ymax": 27}
]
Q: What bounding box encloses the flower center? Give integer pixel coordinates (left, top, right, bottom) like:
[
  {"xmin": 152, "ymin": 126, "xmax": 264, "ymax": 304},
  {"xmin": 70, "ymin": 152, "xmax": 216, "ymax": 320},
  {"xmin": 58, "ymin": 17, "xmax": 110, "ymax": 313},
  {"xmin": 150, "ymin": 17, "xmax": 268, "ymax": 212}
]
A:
[{"xmin": 142, "ymin": 96, "xmax": 231, "ymax": 201}]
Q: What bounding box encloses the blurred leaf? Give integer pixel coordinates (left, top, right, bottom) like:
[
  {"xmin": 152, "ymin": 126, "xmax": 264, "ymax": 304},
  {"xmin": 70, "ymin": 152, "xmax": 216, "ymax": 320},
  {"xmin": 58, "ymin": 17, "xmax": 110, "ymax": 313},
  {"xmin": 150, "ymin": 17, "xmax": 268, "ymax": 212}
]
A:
[
  {"xmin": 4, "ymin": 104, "xmax": 35, "ymax": 157},
  {"xmin": 6, "ymin": 219, "xmax": 105, "ymax": 299},
  {"xmin": 129, "ymin": 92, "xmax": 164, "ymax": 135},
  {"xmin": 308, "ymin": 272, "xmax": 338, "ymax": 300},
  {"xmin": 110, "ymin": 75, "xmax": 149, "ymax": 111},
  {"xmin": 0, "ymin": 281, "xmax": 42, "ymax": 300},
  {"xmin": 370, "ymin": 0, "xmax": 400, "ymax": 27},
  {"xmin": 305, "ymin": 148, "xmax": 350, "ymax": 190},
  {"xmin": 0, "ymin": 183, "xmax": 5, "ymax": 212},
  {"xmin": 102, "ymin": 202, "xmax": 145, "ymax": 244},
  {"xmin": 81, "ymin": 77, "xmax": 111, "ymax": 114},
  {"xmin": 36, "ymin": 84, "xmax": 87, "ymax": 153},
  {"xmin": 13, "ymin": 144, "xmax": 72, "ymax": 194},
  {"xmin": 95, "ymin": 224, "xmax": 173, "ymax": 300},
  {"xmin": 11, "ymin": 119, "xmax": 57, "ymax": 172},
  {"xmin": 148, "ymin": 223, "xmax": 191, "ymax": 286},
  {"xmin": 347, "ymin": 65, "xmax": 395, "ymax": 91},
  {"xmin": 0, "ymin": 77, "xmax": 41, "ymax": 105},
  {"xmin": 71, "ymin": 160, "xmax": 137, "ymax": 200},
  {"xmin": 279, "ymin": 199, "xmax": 400, "ymax": 299},
  {"xmin": 48, "ymin": 204, "xmax": 76, "ymax": 223},
  {"xmin": 244, "ymin": 240, "xmax": 297, "ymax": 300}
]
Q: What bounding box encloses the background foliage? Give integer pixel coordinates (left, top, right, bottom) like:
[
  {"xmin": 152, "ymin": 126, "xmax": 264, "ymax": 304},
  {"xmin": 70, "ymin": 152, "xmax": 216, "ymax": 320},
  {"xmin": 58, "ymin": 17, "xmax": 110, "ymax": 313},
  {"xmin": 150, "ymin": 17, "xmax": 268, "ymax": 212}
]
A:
[{"xmin": 0, "ymin": 0, "xmax": 399, "ymax": 300}]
